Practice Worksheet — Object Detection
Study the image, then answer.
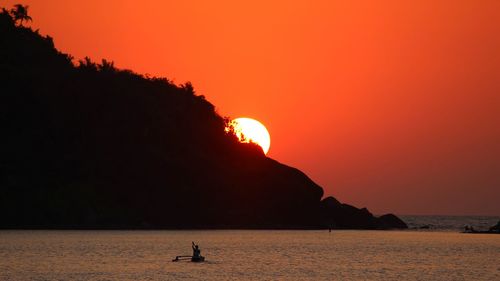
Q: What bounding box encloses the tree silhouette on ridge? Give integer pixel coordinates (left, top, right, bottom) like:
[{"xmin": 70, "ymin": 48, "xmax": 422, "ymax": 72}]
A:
[{"xmin": 10, "ymin": 4, "xmax": 31, "ymax": 26}]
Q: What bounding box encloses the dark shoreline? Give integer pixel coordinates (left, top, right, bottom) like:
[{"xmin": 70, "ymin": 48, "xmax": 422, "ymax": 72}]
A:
[{"xmin": 461, "ymin": 231, "xmax": 500, "ymax": 235}]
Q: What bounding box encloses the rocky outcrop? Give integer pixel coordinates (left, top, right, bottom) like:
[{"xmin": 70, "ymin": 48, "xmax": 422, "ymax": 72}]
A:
[
  {"xmin": 378, "ymin": 214, "xmax": 408, "ymax": 229},
  {"xmin": 0, "ymin": 9, "xmax": 407, "ymax": 230},
  {"xmin": 462, "ymin": 221, "xmax": 500, "ymax": 234},
  {"xmin": 320, "ymin": 197, "xmax": 408, "ymax": 229},
  {"xmin": 489, "ymin": 221, "xmax": 500, "ymax": 233}
]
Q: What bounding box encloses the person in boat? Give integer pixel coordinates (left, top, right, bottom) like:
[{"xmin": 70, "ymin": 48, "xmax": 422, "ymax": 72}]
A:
[{"xmin": 192, "ymin": 241, "xmax": 201, "ymax": 259}]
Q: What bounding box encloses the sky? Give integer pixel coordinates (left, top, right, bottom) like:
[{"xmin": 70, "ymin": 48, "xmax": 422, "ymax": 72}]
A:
[{"xmin": 5, "ymin": 0, "xmax": 499, "ymax": 215}]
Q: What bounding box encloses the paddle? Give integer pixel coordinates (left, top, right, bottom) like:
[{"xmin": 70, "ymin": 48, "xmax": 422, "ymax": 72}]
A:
[{"xmin": 172, "ymin": 255, "xmax": 192, "ymax": 262}]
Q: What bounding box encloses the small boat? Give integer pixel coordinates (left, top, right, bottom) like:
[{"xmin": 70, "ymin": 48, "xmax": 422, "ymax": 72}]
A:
[
  {"xmin": 173, "ymin": 242, "xmax": 206, "ymax": 262},
  {"xmin": 172, "ymin": 255, "xmax": 206, "ymax": 262}
]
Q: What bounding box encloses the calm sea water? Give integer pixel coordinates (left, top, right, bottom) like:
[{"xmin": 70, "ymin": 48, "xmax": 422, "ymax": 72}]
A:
[{"xmin": 1, "ymin": 217, "xmax": 499, "ymax": 281}]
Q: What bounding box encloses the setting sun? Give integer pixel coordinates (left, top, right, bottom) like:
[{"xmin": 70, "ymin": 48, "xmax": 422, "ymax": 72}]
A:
[{"xmin": 228, "ymin": 117, "xmax": 271, "ymax": 155}]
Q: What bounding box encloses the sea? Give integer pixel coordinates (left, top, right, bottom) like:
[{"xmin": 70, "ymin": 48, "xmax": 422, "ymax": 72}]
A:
[{"xmin": 0, "ymin": 216, "xmax": 499, "ymax": 281}]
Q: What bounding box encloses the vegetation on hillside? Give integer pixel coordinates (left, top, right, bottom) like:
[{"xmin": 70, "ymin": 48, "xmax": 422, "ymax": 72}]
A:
[{"xmin": 0, "ymin": 6, "xmax": 406, "ymax": 229}]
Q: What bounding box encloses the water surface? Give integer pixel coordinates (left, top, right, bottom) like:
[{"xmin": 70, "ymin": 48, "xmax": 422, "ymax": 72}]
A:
[{"xmin": 1, "ymin": 230, "xmax": 499, "ymax": 280}]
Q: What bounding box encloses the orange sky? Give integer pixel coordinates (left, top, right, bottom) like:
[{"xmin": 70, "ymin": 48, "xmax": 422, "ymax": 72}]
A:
[{"xmin": 7, "ymin": 0, "xmax": 499, "ymax": 215}]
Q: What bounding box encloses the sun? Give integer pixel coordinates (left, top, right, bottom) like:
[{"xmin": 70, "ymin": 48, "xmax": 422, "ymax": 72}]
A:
[{"xmin": 227, "ymin": 117, "xmax": 271, "ymax": 154}]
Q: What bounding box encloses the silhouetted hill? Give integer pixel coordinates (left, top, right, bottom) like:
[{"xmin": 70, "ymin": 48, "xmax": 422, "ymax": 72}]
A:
[{"xmin": 0, "ymin": 9, "xmax": 406, "ymax": 229}]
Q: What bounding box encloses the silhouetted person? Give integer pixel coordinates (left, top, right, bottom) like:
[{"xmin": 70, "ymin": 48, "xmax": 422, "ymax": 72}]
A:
[{"xmin": 192, "ymin": 241, "xmax": 201, "ymax": 258}]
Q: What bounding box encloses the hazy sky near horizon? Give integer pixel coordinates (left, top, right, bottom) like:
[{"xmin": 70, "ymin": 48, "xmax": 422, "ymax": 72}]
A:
[{"xmin": 6, "ymin": 0, "xmax": 499, "ymax": 215}]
